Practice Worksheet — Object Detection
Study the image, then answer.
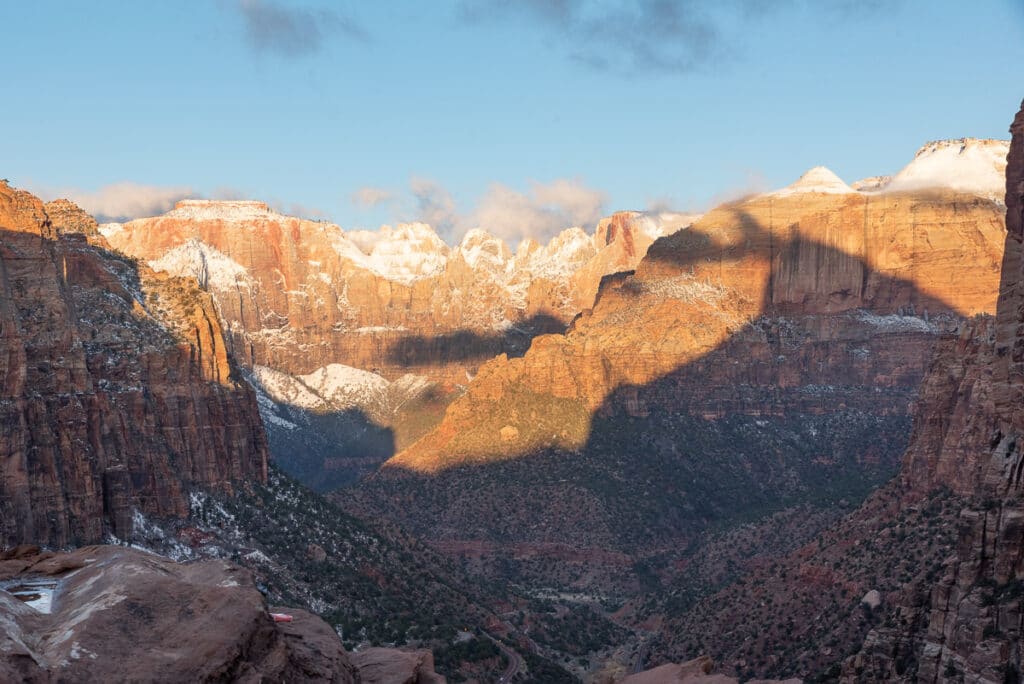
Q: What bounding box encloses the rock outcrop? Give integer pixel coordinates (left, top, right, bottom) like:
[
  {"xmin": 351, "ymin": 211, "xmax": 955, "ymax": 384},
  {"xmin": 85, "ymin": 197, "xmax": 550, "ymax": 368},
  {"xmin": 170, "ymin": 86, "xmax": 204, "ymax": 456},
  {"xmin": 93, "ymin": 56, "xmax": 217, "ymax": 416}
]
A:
[
  {"xmin": 350, "ymin": 647, "xmax": 446, "ymax": 684},
  {"xmin": 0, "ymin": 544, "xmax": 453, "ymax": 683},
  {"xmin": 0, "ymin": 183, "xmax": 268, "ymax": 548},
  {"xmin": 0, "ymin": 545, "xmax": 358, "ymax": 682}
]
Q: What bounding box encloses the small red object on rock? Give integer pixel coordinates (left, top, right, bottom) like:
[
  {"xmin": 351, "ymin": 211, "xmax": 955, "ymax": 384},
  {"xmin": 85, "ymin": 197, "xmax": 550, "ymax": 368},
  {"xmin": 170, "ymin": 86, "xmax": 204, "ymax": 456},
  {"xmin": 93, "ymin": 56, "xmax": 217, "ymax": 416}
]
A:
[{"xmin": 270, "ymin": 613, "xmax": 293, "ymax": 623}]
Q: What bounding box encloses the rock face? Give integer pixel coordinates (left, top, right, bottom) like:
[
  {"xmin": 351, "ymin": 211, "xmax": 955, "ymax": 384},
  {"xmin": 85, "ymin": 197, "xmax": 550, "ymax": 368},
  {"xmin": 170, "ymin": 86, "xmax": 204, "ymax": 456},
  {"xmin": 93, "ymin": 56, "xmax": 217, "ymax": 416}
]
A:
[
  {"xmin": 350, "ymin": 647, "xmax": 446, "ymax": 684},
  {"xmin": 0, "ymin": 183, "xmax": 268, "ymax": 548},
  {"xmin": 644, "ymin": 106, "xmax": 1022, "ymax": 683},
  {"xmin": 386, "ymin": 187, "xmax": 1003, "ymax": 471},
  {"xmin": 350, "ymin": 178, "xmax": 1005, "ymax": 593},
  {"xmin": 102, "ymin": 202, "xmax": 689, "ymax": 387},
  {"xmin": 843, "ymin": 102, "xmax": 1024, "ymax": 683},
  {"xmin": 101, "ymin": 201, "xmax": 690, "ymax": 489},
  {"xmin": 0, "ymin": 545, "xmax": 357, "ymax": 683}
]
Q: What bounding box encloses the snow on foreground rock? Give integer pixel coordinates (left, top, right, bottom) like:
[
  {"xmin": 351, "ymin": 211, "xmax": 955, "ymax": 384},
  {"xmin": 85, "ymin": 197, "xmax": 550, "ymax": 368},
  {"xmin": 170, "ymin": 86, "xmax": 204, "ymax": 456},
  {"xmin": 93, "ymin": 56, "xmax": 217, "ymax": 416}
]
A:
[{"xmin": 0, "ymin": 544, "xmax": 445, "ymax": 683}]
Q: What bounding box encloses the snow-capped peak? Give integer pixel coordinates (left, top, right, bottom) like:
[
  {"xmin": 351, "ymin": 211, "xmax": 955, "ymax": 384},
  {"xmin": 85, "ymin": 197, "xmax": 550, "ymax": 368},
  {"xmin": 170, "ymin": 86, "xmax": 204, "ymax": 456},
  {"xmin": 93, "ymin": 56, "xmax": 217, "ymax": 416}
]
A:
[
  {"xmin": 459, "ymin": 229, "xmax": 511, "ymax": 271},
  {"xmin": 878, "ymin": 138, "xmax": 1009, "ymax": 201},
  {"xmin": 333, "ymin": 223, "xmax": 449, "ymax": 285},
  {"xmin": 770, "ymin": 166, "xmax": 855, "ymax": 197}
]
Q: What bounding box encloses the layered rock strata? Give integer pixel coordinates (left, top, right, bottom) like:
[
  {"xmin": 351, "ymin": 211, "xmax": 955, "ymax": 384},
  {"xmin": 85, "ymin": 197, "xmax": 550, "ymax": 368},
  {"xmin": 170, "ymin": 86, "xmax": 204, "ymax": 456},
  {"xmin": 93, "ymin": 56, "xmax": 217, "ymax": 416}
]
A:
[
  {"xmin": 0, "ymin": 183, "xmax": 268, "ymax": 547},
  {"xmin": 102, "ymin": 204, "xmax": 690, "ymax": 386},
  {"xmin": 843, "ymin": 100, "xmax": 1024, "ymax": 684},
  {"xmin": 381, "ymin": 187, "xmax": 1004, "ymax": 472}
]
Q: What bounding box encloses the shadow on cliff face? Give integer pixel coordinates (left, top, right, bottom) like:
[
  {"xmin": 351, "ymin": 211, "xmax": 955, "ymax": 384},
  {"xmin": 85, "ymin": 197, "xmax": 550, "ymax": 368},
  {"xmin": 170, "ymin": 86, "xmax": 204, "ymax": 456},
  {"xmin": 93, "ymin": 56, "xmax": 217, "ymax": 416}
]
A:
[
  {"xmin": 350, "ymin": 195, "xmax": 1002, "ymax": 590},
  {"xmin": 383, "ymin": 313, "xmax": 567, "ymax": 368},
  {"xmin": 0, "ymin": 227, "xmax": 268, "ymax": 548},
  {"xmin": 260, "ymin": 404, "xmax": 396, "ymax": 493}
]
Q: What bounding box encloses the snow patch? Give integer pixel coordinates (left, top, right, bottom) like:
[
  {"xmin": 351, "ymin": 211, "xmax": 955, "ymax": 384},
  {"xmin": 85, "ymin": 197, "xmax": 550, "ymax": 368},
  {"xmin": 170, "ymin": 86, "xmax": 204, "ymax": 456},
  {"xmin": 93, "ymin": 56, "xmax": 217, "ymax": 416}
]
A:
[
  {"xmin": 855, "ymin": 310, "xmax": 935, "ymax": 333},
  {"xmin": 334, "ymin": 223, "xmax": 449, "ymax": 285},
  {"xmin": 98, "ymin": 222, "xmax": 124, "ymax": 239},
  {"xmin": 164, "ymin": 199, "xmax": 276, "ymax": 221},
  {"xmin": 637, "ymin": 274, "xmax": 731, "ymax": 304},
  {"xmin": 148, "ymin": 238, "xmax": 253, "ymax": 291}
]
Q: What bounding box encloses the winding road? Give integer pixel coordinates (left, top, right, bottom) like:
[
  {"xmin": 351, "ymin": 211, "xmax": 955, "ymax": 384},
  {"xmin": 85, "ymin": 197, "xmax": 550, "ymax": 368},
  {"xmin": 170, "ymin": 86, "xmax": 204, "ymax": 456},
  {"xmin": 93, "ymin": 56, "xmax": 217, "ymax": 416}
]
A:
[{"xmin": 488, "ymin": 636, "xmax": 523, "ymax": 683}]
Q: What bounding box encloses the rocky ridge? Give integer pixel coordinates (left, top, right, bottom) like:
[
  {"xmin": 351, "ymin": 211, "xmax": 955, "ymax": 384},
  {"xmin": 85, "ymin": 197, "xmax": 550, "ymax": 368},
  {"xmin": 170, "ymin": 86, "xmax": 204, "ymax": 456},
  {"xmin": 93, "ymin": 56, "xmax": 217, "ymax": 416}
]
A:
[
  {"xmin": 842, "ymin": 101, "xmax": 1024, "ymax": 683},
  {"xmin": 0, "ymin": 183, "xmax": 268, "ymax": 548},
  {"xmin": 102, "ymin": 203, "xmax": 692, "ymax": 489}
]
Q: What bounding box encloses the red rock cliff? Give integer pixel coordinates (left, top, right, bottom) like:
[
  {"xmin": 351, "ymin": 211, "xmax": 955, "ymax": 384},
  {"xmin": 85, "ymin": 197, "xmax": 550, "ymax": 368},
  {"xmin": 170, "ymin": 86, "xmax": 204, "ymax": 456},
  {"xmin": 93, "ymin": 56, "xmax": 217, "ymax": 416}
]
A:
[
  {"xmin": 841, "ymin": 101, "xmax": 1024, "ymax": 683},
  {"xmin": 383, "ymin": 188, "xmax": 1005, "ymax": 473},
  {"xmin": 0, "ymin": 183, "xmax": 268, "ymax": 548},
  {"xmin": 102, "ymin": 204, "xmax": 677, "ymax": 385}
]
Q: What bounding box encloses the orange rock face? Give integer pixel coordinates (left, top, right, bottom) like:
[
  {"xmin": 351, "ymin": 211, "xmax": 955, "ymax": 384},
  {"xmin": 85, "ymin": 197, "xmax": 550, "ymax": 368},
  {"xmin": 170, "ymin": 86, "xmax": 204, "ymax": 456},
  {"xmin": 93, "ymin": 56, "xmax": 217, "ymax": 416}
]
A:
[
  {"xmin": 102, "ymin": 203, "xmax": 678, "ymax": 386},
  {"xmin": 385, "ymin": 189, "xmax": 1005, "ymax": 473},
  {"xmin": 0, "ymin": 184, "xmax": 267, "ymax": 547}
]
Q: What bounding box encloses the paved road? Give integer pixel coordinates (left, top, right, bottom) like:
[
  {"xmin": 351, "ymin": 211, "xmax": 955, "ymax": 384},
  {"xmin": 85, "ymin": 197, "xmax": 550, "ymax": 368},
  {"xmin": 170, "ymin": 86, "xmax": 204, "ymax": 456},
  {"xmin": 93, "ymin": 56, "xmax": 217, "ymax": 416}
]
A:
[
  {"xmin": 489, "ymin": 636, "xmax": 523, "ymax": 683},
  {"xmin": 631, "ymin": 639, "xmax": 650, "ymax": 675}
]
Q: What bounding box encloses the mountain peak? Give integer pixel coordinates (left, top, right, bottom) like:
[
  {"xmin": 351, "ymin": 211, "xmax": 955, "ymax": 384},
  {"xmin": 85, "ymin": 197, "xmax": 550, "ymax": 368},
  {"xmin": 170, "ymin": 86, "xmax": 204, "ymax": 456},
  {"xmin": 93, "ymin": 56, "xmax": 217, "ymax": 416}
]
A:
[{"xmin": 771, "ymin": 166, "xmax": 854, "ymax": 197}]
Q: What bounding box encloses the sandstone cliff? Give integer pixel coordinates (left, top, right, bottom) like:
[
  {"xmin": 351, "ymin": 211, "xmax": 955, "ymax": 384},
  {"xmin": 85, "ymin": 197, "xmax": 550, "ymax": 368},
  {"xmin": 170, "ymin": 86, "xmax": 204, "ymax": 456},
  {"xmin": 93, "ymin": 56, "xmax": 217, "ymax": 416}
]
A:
[
  {"xmin": 380, "ymin": 186, "xmax": 1004, "ymax": 473},
  {"xmin": 842, "ymin": 101, "xmax": 1024, "ymax": 684},
  {"xmin": 0, "ymin": 183, "xmax": 268, "ymax": 548},
  {"xmin": 346, "ymin": 173, "xmax": 1005, "ymax": 601},
  {"xmin": 101, "ymin": 202, "xmax": 687, "ymax": 489},
  {"xmin": 644, "ymin": 106, "xmax": 1022, "ymax": 683},
  {"xmin": 102, "ymin": 202, "xmax": 685, "ymax": 386}
]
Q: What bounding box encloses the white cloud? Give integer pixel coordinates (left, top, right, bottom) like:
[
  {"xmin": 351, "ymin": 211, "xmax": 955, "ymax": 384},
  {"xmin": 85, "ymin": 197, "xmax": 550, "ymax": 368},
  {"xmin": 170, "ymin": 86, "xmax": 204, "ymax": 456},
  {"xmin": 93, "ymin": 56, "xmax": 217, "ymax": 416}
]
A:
[
  {"xmin": 469, "ymin": 179, "xmax": 607, "ymax": 243},
  {"xmin": 37, "ymin": 182, "xmax": 193, "ymax": 222},
  {"xmin": 409, "ymin": 177, "xmax": 459, "ymax": 235},
  {"xmin": 351, "ymin": 186, "xmax": 395, "ymax": 209}
]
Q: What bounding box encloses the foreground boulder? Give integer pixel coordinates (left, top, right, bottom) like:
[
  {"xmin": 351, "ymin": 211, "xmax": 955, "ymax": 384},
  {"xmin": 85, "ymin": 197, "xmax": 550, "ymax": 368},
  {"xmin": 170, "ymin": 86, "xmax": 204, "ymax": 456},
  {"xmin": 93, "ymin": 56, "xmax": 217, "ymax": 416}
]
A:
[{"xmin": 0, "ymin": 545, "xmax": 355, "ymax": 682}]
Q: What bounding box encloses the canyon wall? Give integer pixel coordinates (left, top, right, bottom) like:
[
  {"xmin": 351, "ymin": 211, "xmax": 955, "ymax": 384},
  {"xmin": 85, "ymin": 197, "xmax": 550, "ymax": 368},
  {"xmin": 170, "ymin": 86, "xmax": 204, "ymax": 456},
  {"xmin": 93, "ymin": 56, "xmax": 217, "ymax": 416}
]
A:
[
  {"xmin": 103, "ymin": 204, "xmax": 687, "ymax": 386},
  {"xmin": 850, "ymin": 100, "xmax": 1024, "ymax": 684},
  {"xmin": 348, "ymin": 181, "xmax": 1006, "ymax": 595},
  {"xmin": 382, "ymin": 187, "xmax": 1004, "ymax": 474},
  {"xmin": 647, "ymin": 106, "xmax": 1022, "ymax": 684},
  {"xmin": 0, "ymin": 183, "xmax": 268, "ymax": 548}
]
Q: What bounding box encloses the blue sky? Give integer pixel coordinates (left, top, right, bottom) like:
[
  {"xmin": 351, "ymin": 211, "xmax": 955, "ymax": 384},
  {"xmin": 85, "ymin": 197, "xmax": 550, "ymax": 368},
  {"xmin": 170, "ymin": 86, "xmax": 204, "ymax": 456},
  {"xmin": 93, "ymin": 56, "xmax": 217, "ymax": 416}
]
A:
[{"xmin": 2, "ymin": 1, "xmax": 1022, "ymax": 242}]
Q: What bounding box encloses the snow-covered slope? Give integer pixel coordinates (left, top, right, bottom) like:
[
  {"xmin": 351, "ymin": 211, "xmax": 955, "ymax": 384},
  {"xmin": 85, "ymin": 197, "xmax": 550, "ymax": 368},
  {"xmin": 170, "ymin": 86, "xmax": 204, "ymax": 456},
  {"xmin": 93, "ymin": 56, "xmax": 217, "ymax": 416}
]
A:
[
  {"xmin": 879, "ymin": 138, "xmax": 1009, "ymax": 200},
  {"xmin": 341, "ymin": 223, "xmax": 450, "ymax": 285},
  {"xmin": 148, "ymin": 238, "xmax": 254, "ymax": 291},
  {"xmin": 251, "ymin": 363, "xmax": 388, "ymax": 414}
]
